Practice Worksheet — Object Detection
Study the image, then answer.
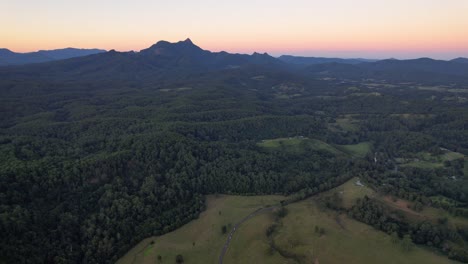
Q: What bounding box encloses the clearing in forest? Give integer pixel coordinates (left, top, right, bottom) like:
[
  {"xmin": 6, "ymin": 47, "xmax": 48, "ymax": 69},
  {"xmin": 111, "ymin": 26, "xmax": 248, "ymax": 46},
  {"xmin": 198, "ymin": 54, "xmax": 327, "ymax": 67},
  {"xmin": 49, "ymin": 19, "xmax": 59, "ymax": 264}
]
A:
[{"xmin": 118, "ymin": 178, "xmax": 459, "ymax": 264}]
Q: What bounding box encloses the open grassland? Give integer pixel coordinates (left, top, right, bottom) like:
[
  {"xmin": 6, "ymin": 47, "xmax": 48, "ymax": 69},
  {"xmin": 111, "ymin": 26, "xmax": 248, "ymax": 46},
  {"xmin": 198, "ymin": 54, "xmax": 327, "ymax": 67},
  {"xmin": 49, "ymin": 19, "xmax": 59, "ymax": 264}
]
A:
[
  {"xmin": 117, "ymin": 195, "xmax": 284, "ymax": 264},
  {"xmin": 257, "ymin": 137, "xmax": 373, "ymax": 159},
  {"xmin": 327, "ymin": 115, "xmax": 360, "ymax": 132},
  {"xmin": 321, "ymin": 177, "xmax": 375, "ymax": 208},
  {"xmin": 223, "ymin": 211, "xmax": 291, "ymax": 264},
  {"xmin": 264, "ymin": 201, "xmax": 454, "ymax": 264},
  {"xmin": 401, "ymin": 160, "xmax": 442, "ymax": 169},
  {"xmin": 400, "ymin": 150, "xmax": 465, "ymax": 169},
  {"xmin": 257, "ymin": 137, "xmax": 308, "ymax": 150},
  {"xmin": 443, "ymin": 151, "xmax": 465, "ymax": 161},
  {"xmin": 258, "ymin": 137, "xmax": 344, "ymax": 156},
  {"xmin": 335, "ymin": 118, "xmax": 359, "ymax": 132},
  {"xmin": 336, "ymin": 142, "xmax": 372, "ymax": 158},
  {"xmin": 224, "ymin": 179, "xmax": 455, "ymax": 264},
  {"xmin": 118, "ymin": 177, "xmax": 463, "ymax": 264}
]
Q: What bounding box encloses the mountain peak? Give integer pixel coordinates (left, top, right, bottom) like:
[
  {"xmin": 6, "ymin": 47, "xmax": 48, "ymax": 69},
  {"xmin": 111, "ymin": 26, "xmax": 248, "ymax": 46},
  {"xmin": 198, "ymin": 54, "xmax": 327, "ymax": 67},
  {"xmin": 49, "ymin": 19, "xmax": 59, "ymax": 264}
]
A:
[
  {"xmin": 141, "ymin": 38, "xmax": 204, "ymax": 56},
  {"xmin": 182, "ymin": 38, "xmax": 193, "ymax": 44}
]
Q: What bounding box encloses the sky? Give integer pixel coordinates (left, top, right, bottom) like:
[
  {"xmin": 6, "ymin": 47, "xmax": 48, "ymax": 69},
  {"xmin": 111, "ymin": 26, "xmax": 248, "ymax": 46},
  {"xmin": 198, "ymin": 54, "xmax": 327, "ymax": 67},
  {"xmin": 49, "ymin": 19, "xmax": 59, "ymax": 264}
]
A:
[{"xmin": 1, "ymin": 0, "xmax": 468, "ymax": 59}]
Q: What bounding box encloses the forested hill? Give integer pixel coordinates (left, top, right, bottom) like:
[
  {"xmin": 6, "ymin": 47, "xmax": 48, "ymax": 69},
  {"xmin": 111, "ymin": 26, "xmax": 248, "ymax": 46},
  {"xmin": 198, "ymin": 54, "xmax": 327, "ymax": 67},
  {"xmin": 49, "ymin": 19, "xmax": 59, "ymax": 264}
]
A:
[{"xmin": 1, "ymin": 39, "xmax": 468, "ymax": 263}]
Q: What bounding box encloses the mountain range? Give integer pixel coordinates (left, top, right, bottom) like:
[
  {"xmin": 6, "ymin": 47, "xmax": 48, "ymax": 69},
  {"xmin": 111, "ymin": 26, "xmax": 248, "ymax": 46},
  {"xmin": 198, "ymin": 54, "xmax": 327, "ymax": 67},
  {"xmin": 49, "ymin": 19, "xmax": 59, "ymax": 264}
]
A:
[
  {"xmin": 0, "ymin": 39, "xmax": 282, "ymax": 81},
  {"xmin": 0, "ymin": 47, "xmax": 106, "ymax": 66},
  {"xmin": 1, "ymin": 39, "xmax": 468, "ymax": 84}
]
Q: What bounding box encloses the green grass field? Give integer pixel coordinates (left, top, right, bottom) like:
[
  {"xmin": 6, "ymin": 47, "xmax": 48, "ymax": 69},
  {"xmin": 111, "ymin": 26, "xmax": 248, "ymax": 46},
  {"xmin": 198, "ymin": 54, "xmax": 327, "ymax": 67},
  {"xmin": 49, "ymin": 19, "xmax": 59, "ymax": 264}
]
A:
[
  {"xmin": 321, "ymin": 177, "xmax": 376, "ymax": 208},
  {"xmin": 223, "ymin": 211, "xmax": 291, "ymax": 264},
  {"xmin": 118, "ymin": 177, "xmax": 461, "ymax": 264},
  {"xmin": 400, "ymin": 150, "xmax": 465, "ymax": 169},
  {"xmin": 117, "ymin": 195, "xmax": 284, "ymax": 264},
  {"xmin": 257, "ymin": 137, "xmax": 306, "ymax": 149},
  {"xmin": 225, "ymin": 185, "xmax": 455, "ymax": 264},
  {"xmin": 327, "ymin": 115, "xmax": 360, "ymax": 132},
  {"xmin": 335, "ymin": 117, "xmax": 359, "ymax": 132},
  {"xmin": 258, "ymin": 137, "xmax": 343, "ymax": 156},
  {"xmin": 442, "ymin": 151, "xmax": 465, "ymax": 161},
  {"xmin": 336, "ymin": 142, "xmax": 372, "ymax": 158},
  {"xmin": 401, "ymin": 160, "xmax": 442, "ymax": 169},
  {"xmin": 265, "ymin": 201, "xmax": 454, "ymax": 264}
]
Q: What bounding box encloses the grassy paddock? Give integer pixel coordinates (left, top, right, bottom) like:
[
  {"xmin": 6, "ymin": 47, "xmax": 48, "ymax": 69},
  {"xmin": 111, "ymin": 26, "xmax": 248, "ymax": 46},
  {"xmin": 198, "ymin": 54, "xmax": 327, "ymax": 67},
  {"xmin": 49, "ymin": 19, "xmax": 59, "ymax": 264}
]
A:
[
  {"xmin": 118, "ymin": 177, "xmax": 461, "ymax": 264},
  {"xmin": 258, "ymin": 137, "xmax": 343, "ymax": 156},
  {"xmin": 336, "ymin": 142, "xmax": 372, "ymax": 158},
  {"xmin": 400, "ymin": 150, "xmax": 464, "ymax": 169},
  {"xmin": 117, "ymin": 195, "xmax": 284, "ymax": 264},
  {"xmin": 265, "ymin": 200, "xmax": 455, "ymax": 264}
]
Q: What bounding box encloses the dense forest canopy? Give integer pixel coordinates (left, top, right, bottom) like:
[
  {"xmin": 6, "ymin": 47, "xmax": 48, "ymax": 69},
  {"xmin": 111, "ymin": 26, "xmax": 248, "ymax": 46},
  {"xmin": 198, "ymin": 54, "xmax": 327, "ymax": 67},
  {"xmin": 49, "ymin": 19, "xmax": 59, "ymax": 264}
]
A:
[{"xmin": 1, "ymin": 40, "xmax": 468, "ymax": 263}]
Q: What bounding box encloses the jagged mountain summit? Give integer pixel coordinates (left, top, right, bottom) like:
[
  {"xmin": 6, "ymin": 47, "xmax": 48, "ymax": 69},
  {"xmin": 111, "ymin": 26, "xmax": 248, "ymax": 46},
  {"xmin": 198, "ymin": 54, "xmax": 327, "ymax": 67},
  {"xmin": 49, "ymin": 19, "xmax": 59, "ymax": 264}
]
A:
[
  {"xmin": 138, "ymin": 38, "xmax": 280, "ymax": 68},
  {"xmin": 140, "ymin": 38, "xmax": 205, "ymax": 56}
]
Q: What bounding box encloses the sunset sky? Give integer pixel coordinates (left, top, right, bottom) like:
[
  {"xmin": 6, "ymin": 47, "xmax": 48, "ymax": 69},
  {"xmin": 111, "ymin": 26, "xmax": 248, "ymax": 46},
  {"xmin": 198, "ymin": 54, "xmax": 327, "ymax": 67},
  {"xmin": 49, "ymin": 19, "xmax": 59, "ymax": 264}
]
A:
[{"xmin": 1, "ymin": 0, "xmax": 468, "ymax": 59}]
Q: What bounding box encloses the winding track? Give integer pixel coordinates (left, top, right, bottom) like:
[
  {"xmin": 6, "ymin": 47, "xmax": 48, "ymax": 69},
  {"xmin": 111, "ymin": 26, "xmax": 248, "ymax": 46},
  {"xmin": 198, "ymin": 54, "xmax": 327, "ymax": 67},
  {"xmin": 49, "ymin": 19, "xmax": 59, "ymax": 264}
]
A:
[{"xmin": 218, "ymin": 206, "xmax": 278, "ymax": 264}]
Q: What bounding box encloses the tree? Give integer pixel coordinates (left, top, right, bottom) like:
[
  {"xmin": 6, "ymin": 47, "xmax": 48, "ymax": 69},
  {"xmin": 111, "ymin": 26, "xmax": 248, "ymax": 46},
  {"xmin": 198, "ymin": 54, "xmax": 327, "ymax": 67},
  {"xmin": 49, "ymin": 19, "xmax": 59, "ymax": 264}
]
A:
[
  {"xmin": 276, "ymin": 206, "xmax": 288, "ymax": 218},
  {"xmin": 319, "ymin": 227, "xmax": 325, "ymax": 236},
  {"xmin": 176, "ymin": 254, "xmax": 184, "ymax": 263},
  {"xmin": 221, "ymin": 225, "xmax": 227, "ymax": 234}
]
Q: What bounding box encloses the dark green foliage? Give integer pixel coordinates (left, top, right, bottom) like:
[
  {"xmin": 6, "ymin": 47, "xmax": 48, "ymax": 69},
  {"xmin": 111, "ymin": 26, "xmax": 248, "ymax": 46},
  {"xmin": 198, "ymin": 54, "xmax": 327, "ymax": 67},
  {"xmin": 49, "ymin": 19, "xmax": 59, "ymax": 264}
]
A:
[
  {"xmin": 349, "ymin": 196, "xmax": 406, "ymax": 235},
  {"xmin": 448, "ymin": 248, "xmax": 468, "ymax": 263},
  {"xmin": 276, "ymin": 207, "xmax": 288, "ymax": 219},
  {"xmin": 176, "ymin": 254, "xmax": 184, "ymax": 263},
  {"xmin": 266, "ymin": 224, "xmax": 277, "ymax": 237}
]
